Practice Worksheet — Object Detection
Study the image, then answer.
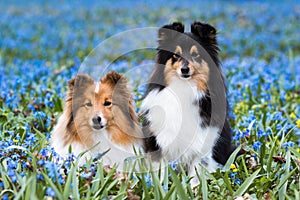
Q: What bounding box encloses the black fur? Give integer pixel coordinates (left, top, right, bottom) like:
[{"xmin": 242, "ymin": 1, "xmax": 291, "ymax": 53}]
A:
[{"xmin": 142, "ymin": 21, "xmax": 239, "ymax": 166}]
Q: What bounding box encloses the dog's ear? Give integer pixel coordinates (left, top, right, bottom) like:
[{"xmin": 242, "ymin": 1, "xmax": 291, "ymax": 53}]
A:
[
  {"xmin": 191, "ymin": 22, "xmax": 217, "ymax": 42},
  {"xmin": 101, "ymin": 71, "xmax": 127, "ymax": 86},
  {"xmin": 68, "ymin": 77, "xmax": 76, "ymax": 93},
  {"xmin": 158, "ymin": 22, "xmax": 184, "ymax": 42},
  {"xmin": 67, "ymin": 74, "xmax": 94, "ymax": 100}
]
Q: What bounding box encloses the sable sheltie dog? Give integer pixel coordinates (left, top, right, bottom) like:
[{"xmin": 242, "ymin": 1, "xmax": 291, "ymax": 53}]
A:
[
  {"xmin": 140, "ymin": 22, "xmax": 238, "ymax": 185},
  {"xmin": 51, "ymin": 71, "xmax": 142, "ymax": 165}
]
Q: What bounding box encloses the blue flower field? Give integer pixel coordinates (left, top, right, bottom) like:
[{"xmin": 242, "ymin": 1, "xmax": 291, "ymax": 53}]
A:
[{"xmin": 0, "ymin": 1, "xmax": 299, "ymax": 199}]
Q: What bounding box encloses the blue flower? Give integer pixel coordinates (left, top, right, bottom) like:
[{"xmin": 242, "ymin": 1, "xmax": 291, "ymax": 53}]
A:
[
  {"xmin": 234, "ymin": 178, "xmax": 241, "ymax": 185},
  {"xmin": 282, "ymin": 142, "xmax": 295, "ymax": 150},
  {"xmin": 163, "ymin": 185, "xmax": 168, "ymax": 191},
  {"xmin": 37, "ymin": 173, "xmax": 44, "ymax": 181},
  {"xmin": 46, "ymin": 187, "xmax": 56, "ymax": 197},
  {"xmin": 1, "ymin": 194, "xmax": 9, "ymax": 200},
  {"xmin": 44, "ymin": 162, "xmax": 59, "ymax": 180},
  {"xmin": 273, "ymin": 112, "xmax": 283, "ymax": 121},
  {"xmin": 276, "ymin": 124, "xmax": 282, "ymax": 131},
  {"xmin": 252, "ymin": 141, "xmax": 262, "ymax": 151},
  {"xmin": 169, "ymin": 160, "xmax": 179, "ymax": 171},
  {"xmin": 256, "ymin": 129, "xmax": 267, "ymax": 138},
  {"xmin": 7, "ymin": 170, "xmax": 17, "ymax": 183},
  {"xmin": 144, "ymin": 174, "xmax": 152, "ymax": 187},
  {"xmin": 33, "ymin": 111, "xmax": 47, "ymax": 119}
]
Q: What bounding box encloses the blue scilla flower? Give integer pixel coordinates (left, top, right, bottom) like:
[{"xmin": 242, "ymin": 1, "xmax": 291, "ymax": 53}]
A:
[
  {"xmin": 58, "ymin": 174, "xmax": 65, "ymax": 185},
  {"xmin": 144, "ymin": 174, "xmax": 152, "ymax": 187},
  {"xmin": 81, "ymin": 171, "xmax": 92, "ymax": 179},
  {"xmin": 232, "ymin": 130, "xmax": 240, "ymax": 141},
  {"xmin": 257, "ymin": 129, "xmax": 267, "ymax": 138},
  {"xmin": 1, "ymin": 194, "xmax": 9, "ymax": 200},
  {"xmin": 7, "ymin": 160, "xmax": 17, "ymax": 170},
  {"xmin": 282, "ymin": 142, "xmax": 295, "ymax": 150},
  {"xmin": 46, "ymin": 187, "xmax": 56, "ymax": 197},
  {"xmin": 234, "ymin": 178, "xmax": 241, "ymax": 185},
  {"xmin": 276, "ymin": 124, "xmax": 282, "ymax": 131},
  {"xmin": 163, "ymin": 185, "xmax": 168, "ymax": 191},
  {"xmin": 252, "ymin": 141, "xmax": 262, "ymax": 151},
  {"xmin": 241, "ymin": 129, "xmax": 250, "ymax": 138},
  {"xmin": 27, "ymin": 104, "xmax": 36, "ymax": 111},
  {"xmin": 273, "ymin": 112, "xmax": 283, "ymax": 121},
  {"xmin": 44, "ymin": 161, "xmax": 59, "ymax": 180},
  {"xmin": 266, "ymin": 127, "xmax": 272, "ymax": 135},
  {"xmin": 33, "ymin": 111, "xmax": 47, "ymax": 119},
  {"xmin": 0, "ymin": 181, "xmax": 4, "ymax": 189},
  {"xmin": 45, "ymin": 117, "xmax": 51, "ymax": 128},
  {"xmin": 7, "ymin": 170, "xmax": 17, "ymax": 183},
  {"xmin": 37, "ymin": 159, "xmax": 45, "ymax": 166},
  {"xmin": 230, "ymin": 172, "xmax": 237, "ymax": 179},
  {"xmin": 169, "ymin": 160, "xmax": 179, "ymax": 171},
  {"xmin": 37, "ymin": 173, "xmax": 44, "ymax": 181}
]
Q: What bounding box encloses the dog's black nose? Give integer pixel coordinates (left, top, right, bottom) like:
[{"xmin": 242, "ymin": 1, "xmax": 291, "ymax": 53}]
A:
[
  {"xmin": 92, "ymin": 115, "xmax": 101, "ymax": 125},
  {"xmin": 181, "ymin": 65, "xmax": 190, "ymax": 74}
]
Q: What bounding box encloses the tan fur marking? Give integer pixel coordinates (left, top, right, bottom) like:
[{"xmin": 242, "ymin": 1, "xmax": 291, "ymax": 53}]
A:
[
  {"xmin": 190, "ymin": 45, "xmax": 198, "ymax": 55},
  {"xmin": 175, "ymin": 45, "xmax": 182, "ymax": 55},
  {"xmin": 191, "ymin": 60, "xmax": 209, "ymax": 91},
  {"xmin": 164, "ymin": 58, "xmax": 180, "ymax": 85},
  {"xmin": 164, "ymin": 57, "xmax": 209, "ymax": 91}
]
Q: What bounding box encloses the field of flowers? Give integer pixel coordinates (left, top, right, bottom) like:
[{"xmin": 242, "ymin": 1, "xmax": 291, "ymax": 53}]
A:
[{"xmin": 0, "ymin": 1, "xmax": 300, "ymax": 199}]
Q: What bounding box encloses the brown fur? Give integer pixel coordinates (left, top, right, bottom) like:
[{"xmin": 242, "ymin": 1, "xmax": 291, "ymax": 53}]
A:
[
  {"xmin": 98, "ymin": 71, "xmax": 142, "ymax": 145},
  {"xmin": 52, "ymin": 71, "xmax": 141, "ymax": 155}
]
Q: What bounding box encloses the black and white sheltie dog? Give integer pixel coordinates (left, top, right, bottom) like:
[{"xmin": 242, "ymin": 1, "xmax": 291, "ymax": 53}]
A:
[{"xmin": 140, "ymin": 22, "xmax": 238, "ymax": 186}]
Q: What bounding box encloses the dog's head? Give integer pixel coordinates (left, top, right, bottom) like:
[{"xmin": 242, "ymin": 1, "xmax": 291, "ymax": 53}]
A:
[
  {"xmin": 65, "ymin": 71, "xmax": 140, "ymax": 145},
  {"xmin": 66, "ymin": 74, "xmax": 99, "ymax": 135},
  {"xmin": 157, "ymin": 22, "xmax": 219, "ymax": 91}
]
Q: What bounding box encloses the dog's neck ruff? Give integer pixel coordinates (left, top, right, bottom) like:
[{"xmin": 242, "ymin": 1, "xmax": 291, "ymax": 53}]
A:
[{"xmin": 141, "ymin": 76, "xmax": 220, "ymax": 163}]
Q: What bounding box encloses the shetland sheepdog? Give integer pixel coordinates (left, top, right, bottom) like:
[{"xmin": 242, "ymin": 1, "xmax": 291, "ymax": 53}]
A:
[
  {"xmin": 51, "ymin": 71, "xmax": 143, "ymax": 165},
  {"xmin": 140, "ymin": 22, "xmax": 238, "ymax": 186}
]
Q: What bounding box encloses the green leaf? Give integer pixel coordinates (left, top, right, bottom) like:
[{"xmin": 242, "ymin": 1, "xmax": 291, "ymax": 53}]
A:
[
  {"xmin": 279, "ymin": 151, "xmax": 291, "ymax": 200},
  {"xmin": 63, "ymin": 164, "xmax": 75, "ymax": 199},
  {"xmin": 233, "ymin": 168, "xmax": 261, "ymax": 197},
  {"xmin": 169, "ymin": 167, "xmax": 189, "ymax": 200},
  {"xmin": 41, "ymin": 172, "xmax": 64, "ymax": 200},
  {"xmin": 163, "ymin": 185, "xmax": 176, "ymax": 200},
  {"xmin": 201, "ymin": 166, "xmax": 208, "ymax": 200},
  {"xmin": 14, "ymin": 176, "xmax": 34, "ymax": 200},
  {"xmin": 223, "ymin": 146, "xmax": 241, "ymax": 171}
]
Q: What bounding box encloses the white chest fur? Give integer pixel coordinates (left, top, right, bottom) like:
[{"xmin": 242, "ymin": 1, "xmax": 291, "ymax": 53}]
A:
[
  {"xmin": 141, "ymin": 77, "xmax": 220, "ymax": 164},
  {"xmin": 51, "ymin": 128, "xmax": 142, "ymax": 167}
]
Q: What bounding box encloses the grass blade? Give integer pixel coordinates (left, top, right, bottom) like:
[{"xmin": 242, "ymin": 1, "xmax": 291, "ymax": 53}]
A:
[
  {"xmin": 233, "ymin": 168, "xmax": 260, "ymax": 197},
  {"xmin": 169, "ymin": 167, "xmax": 189, "ymax": 200},
  {"xmin": 223, "ymin": 146, "xmax": 241, "ymax": 171}
]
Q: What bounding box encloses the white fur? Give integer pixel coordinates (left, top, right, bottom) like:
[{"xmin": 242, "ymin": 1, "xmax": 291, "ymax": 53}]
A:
[
  {"xmin": 51, "ymin": 114, "xmax": 142, "ymax": 168},
  {"xmin": 94, "ymin": 82, "xmax": 100, "ymax": 93},
  {"xmin": 141, "ymin": 76, "xmax": 221, "ymax": 184}
]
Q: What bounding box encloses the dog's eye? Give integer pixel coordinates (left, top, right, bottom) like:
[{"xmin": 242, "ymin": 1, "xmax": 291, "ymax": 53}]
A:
[
  {"xmin": 191, "ymin": 52, "xmax": 200, "ymax": 58},
  {"xmin": 104, "ymin": 100, "xmax": 112, "ymax": 107},
  {"xmin": 85, "ymin": 102, "xmax": 93, "ymax": 107}
]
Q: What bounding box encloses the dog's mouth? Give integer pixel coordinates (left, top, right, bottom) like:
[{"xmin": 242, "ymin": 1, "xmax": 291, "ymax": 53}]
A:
[
  {"xmin": 92, "ymin": 124, "xmax": 105, "ymax": 130},
  {"xmin": 181, "ymin": 74, "xmax": 191, "ymax": 79}
]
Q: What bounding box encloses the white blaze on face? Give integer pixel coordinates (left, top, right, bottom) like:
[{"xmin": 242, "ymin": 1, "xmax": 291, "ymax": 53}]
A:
[{"xmin": 95, "ymin": 82, "xmax": 100, "ymax": 94}]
